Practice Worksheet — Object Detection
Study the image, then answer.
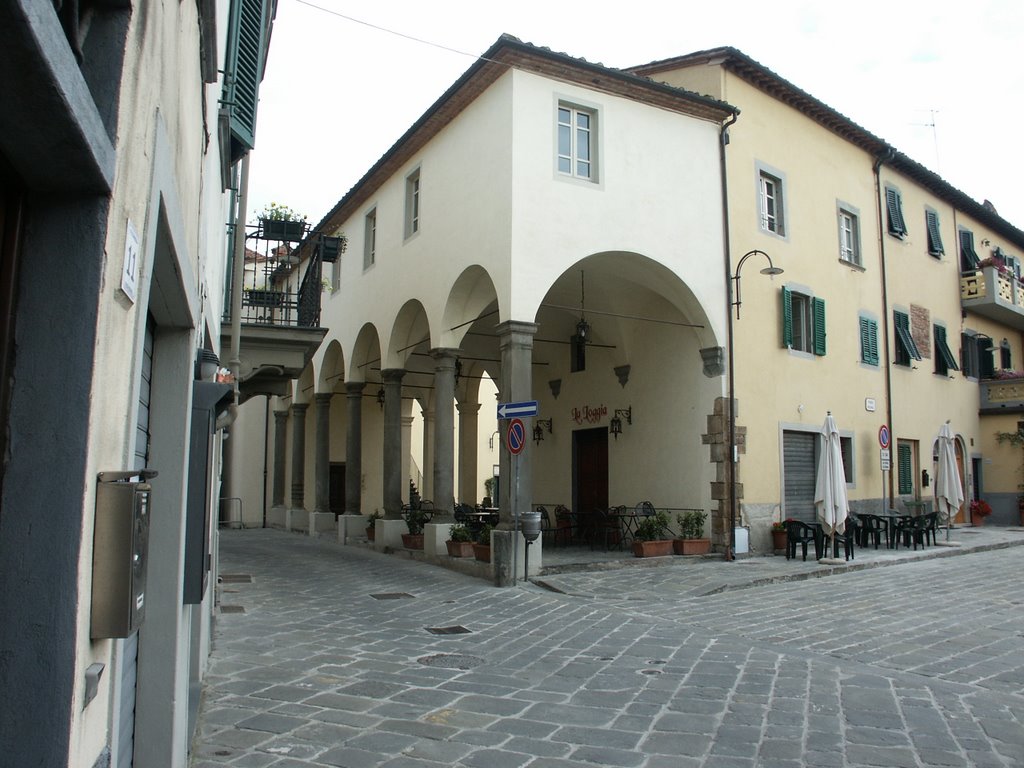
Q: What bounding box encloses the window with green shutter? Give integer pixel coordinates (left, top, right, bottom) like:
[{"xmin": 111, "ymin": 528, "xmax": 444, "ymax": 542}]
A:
[
  {"xmin": 934, "ymin": 325, "xmax": 959, "ymax": 376},
  {"xmin": 859, "ymin": 316, "xmax": 879, "ymax": 365},
  {"xmin": 925, "ymin": 210, "xmax": 944, "ymax": 257},
  {"xmin": 897, "ymin": 443, "xmax": 913, "ymax": 494},
  {"xmin": 782, "ymin": 287, "xmax": 825, "ymax": 356},
  {"xmin": 885, "ymin": 187, "xmax": 908, "ymax": 238},
  {"xmin": 959, "ymin": 229, "xmax": 980, "ymax": 271},
  {"xmin": 894, "ymin": 310, "xmax": 921, "ymax": 366},
  {"xmin": 223, "ymin": 0, "xmax": 269, "ymax": 162}
]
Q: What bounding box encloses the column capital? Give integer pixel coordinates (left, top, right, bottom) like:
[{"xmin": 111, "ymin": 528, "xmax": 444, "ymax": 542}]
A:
[
  {"xmin": 381, "ymin": 368, "xmax": 406, "ymax": 384},
  {"xmin": 273, "ymin": 409, "xmax": 290, "ymax": 422},
  {"xmin": 290, "ymin": 402, "xmax": 309, "ymax": 415},
  {"xmin": 495, "ymin": 320, "xmax": 539, "ymax": 339},
  {"xmin": 314, "ymin": 392, "xmax": 334, "ymax": 405},
  {"xmin": 429, "ymin": 347, "xmax": 461, "ymax": 366},
  {"xmin": 457, "ymin": 402, "xmax": 482, "ymax": 416},
  {"xmin": 345, "ymin": 381, "xmax": 366, "ymax": 396}
]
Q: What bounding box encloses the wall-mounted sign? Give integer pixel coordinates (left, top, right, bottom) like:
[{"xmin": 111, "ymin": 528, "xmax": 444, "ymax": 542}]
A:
[
  {"xmin": 865, "ymin": 398, "xmax": 876, "ymax": 412},
  {"xmin": 571, "ymin": 404, "xmax": 608, "ymax": 425},
  {"xmin": 120, "ymin": 219, "xmax": 139, "ymax": 303}
]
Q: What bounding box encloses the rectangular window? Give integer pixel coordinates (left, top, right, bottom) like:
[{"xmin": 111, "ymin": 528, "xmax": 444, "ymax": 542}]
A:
[
  {"xmin": 1001, "ymin": 339, "xmax": 1012, "ymax": 370},
  {"xmin": 959, "ymin": 229, "xmax": 980, "ymax": 271},
  {"xmin": 859, "ymin": 316, "xmax": 879, "ymax": 366},
  {"xmin": 885, "ymin": 187, "xmax": 907, "ymax": 238},
  {"xmin": 934, "ymin": 325, "xmax": 959, "ymax": 376},
  {"xmin": 557, "ymin": 104, "xmax": 595, "ymax": 181},
  {"xmin": 782, "ymin": 287, "xmax": 825, "ymax": 355},
  {"xmin": 404, "ymin": 169, "xmax": 420, "ymax": 238},
  {"xmin": 897, "ymin": 442, "xmax": 914, "ymax": 495},
  {"xmin": 759, "ymin": 171, "xmax": 785, "ymax": 235},
  {"xmin": 925, "ymin": 209, "xmax": 944, "ymax": 257},
  {"xmin": 363, "ymin": 208, "xmax": 376, "ymax": 269},
  {"xmin": 894, "ymin": 310, "xmax": 922, "ymax": 366},
  {"xmin": 960, "ymin": 332, "xmax": 994, "ymax": 379},
  {"xmin": 838, "ymin": 208, "xmax": 860, "ymax": 265}
]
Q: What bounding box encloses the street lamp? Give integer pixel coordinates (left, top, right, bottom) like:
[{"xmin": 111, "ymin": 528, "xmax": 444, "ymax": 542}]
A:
[{"xmin": 725, "ymin": 249, "xmax": 783, "ymax": 560}]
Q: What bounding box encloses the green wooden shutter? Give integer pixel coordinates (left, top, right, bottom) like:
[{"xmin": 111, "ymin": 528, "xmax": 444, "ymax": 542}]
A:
[
  {"xmin": 979, "ymin": 337, "xmax": 995, "ymax": 378},
  {"xmin": 224, "ymin": 0, "xmax": 266, "ymax": 156},
  {"xmin": 812, "ymin": 297, "xmax": 826, "ymax": 356},
  {"xmin": 897, "ymin": 443, "xmax": 913, "ymax": 494},
  {"xmin": 926, "ymin": 210, "xmax": 944, "ymax": 255},
  {"xmin": 782, "ymin": 286, "xmax": 793, "ymax": 348},
  {"xmin": 886, "ymin": 188, "xmax": 907, "ymax": 236},
  {"xmin": 860, "ymin": 317, "xmax": 879, "ymax": 365}
]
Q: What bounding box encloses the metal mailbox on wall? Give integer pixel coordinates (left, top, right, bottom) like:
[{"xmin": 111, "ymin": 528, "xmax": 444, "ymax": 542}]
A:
[{"xmin": 91, "ymin": 470, "xmax": 157, "ymax": 639}]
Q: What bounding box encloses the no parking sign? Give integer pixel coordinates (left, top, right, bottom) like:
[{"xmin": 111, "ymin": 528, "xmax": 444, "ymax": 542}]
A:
[{"xmin": 506, "ymin": 418, "xmax": 526, "ymax": 455}]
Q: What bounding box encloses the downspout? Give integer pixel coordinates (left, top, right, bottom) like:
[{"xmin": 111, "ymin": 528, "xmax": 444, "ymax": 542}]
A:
[
  {"xmin": 220, "ymin": 152, "xmax": 250, "ymax": 430},
  {"xmin": 873, "ymin": 148, "xmax": 896, "ymax": 509},
  {"xmin": 720, "ymin": 110, "xmax": 739, "ymax": 561}
]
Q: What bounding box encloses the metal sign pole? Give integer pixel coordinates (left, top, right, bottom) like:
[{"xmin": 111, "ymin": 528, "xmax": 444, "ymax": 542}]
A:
[{"xmin": 512, "ymin": 452, "xmax": 519, "ymax": 587}]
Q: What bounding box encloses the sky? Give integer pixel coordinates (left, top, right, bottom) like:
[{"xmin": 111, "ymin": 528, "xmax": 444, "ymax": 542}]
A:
[{"xmin": 247, "ymin": 0, "xmax": 1024, "ymax": 231}]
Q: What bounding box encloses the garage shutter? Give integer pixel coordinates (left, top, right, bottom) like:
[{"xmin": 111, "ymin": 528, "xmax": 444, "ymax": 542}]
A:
[{"xmin": 783, "ymin": 430, "xmax": 817, "ymax": 522}]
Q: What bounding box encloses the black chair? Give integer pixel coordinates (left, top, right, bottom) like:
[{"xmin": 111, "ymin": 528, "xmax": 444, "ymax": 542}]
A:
[
  {"xmin": 892, "ymin": 514, "xmax": 930, "ymax": 551},
  {"xmin": 554, "ymin": 505, "xmax": 577, "ymax": 545},
  {"xmin": 857, "ymin": 514, "xmax": 888, "ymax": 549},
  {"xmin": 822, "ymin": 527, "xmax": 855, "ymax": 561},
  {"xmin": 534, "ymin": 505, "xmax": 559, "ymax": 547},
  {"xmin": 785, "ymin": 520, "xmax": 822, "ymax": 561},
  {"xmin": 589, "ymin": 507, "xmax": 623, "ymax": 550}
]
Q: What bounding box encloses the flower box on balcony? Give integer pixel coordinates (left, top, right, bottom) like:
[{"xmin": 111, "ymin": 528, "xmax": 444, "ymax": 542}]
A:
[
  {"xmin": 320, "ymin": 235, "xmax": 346, "ymax": 263},
  {"xmin": 260, "ymin": 217, "xmax": 306, "ymax": 242},
  {"xmin": 245, "ymin": 289, "xmax": 285, "ymax": 308}
]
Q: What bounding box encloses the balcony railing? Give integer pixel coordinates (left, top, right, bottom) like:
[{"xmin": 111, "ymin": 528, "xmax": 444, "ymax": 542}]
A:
[
  {"xmin": 961, "ymin": 265, "xmax": 1024, "ymax": 329},
  {"xmin": 980, "ymin": 375, "xmax": 1024, "ymax": 414}
]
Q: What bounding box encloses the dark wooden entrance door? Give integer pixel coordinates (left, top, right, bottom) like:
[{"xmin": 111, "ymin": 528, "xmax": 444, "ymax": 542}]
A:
[
  {"xmin": 573, "ymin": 427, "xmax": 608, "ymax": 541},
  {"xmin": 329, "ymin": 463, "xmax": 346, "ymax": 517}
]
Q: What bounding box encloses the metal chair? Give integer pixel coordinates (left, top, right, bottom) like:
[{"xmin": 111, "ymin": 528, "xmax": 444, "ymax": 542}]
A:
[{"xmin": 785, "ymin": 520, "xmax": 822, "ymax": 561}]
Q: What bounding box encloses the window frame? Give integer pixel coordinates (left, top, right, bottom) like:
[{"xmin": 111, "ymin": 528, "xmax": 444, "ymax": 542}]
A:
[
  {"xmin": 757, "ymin": 163, "xmax": 787, "ymax": 237},
  {"xmin": 556, "ymin": 101, "xmax": 598, "ymax": 182},
  {"xmin": 960, "ymin": 331, "xmax": 994, "ymax": 380},
  {"xmin": 959, "ymin": 228, "xmax": 980, "ymax": 271},
  {"xmin": 885, "ymin": 186, "xmax": 908, "ymax": 239},
  {"xmin": 893, "ymin": 309, "xmax": 922, "ymax": 367},
  {"xmin": 925, "ymin": 208, "xmax": 944, "ymax": 257},
  {"xmin": 404, "ymin": 168, "xmax": 420, "ymax": 240},
  {"xmin": 782, "ymin": 285, "xmax": 825, "ymax": 356},
  {"xmin": 837, "ymin": 203, "xmax": 861, "ymax": 266},
  {"xmin": 363, "ymin": 207, "xmax": 376, "ymax": 270}
]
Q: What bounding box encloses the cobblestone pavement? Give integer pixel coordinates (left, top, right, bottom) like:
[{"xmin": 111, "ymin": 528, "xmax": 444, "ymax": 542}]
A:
[{"xmin": 192, "ymin": 528, "xmax": 1024, "ymax": 768}]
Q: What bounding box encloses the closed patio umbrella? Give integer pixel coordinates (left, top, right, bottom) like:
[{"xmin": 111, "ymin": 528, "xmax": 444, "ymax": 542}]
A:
[
  {"xmin": 814, "ymin": 412, "xmax": 849, "ymax": 562},
  {"xmin": 934, "ymin": 421, "xmax": 964, "ymax": 542}
]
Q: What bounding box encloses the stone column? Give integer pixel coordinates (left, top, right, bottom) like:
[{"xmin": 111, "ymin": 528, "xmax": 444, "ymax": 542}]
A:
[
  {"xmin": 420, "ymin": 406, "xmax": 434, "ymax": 500},
  {"xmin": 313, "ymin": 393, "xmax": 332, "ymax": 515},
  {"xmin": 289, "ymin": 403, "xmax": 309, "ymax": 530},
  {"xmin": 496, "ymin": 321, "xmax": 538, "ymax": 527},
  {"xmin": 345, "ymin": 382, "xmax": 365, "ymax": 515},
  {"xmin": 401, "ymin": 415, "xmax": 414, "ymax": 506},
  {"xmin": 430, "ymin": 348, "xmax": 459, "ymax": 518},
  {"xmin": 381, "ymin": 369, "xmax": 405, "ymax": 518},
  {"xmin": 271, "ymin": 409, "xmax": 289, "ymax": 509},
  {"xmin": 457, "ymin": 402, "xmax": 481, "ymax": 504}
]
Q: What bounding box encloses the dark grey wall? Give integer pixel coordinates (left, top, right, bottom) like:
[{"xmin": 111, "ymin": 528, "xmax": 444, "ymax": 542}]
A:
[{"xmin": 0, "ymin": 193, "xmax": 107, "ymax": 767}]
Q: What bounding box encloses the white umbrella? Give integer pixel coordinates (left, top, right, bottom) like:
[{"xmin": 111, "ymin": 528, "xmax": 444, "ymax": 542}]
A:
[
  {"xmin": 934, "ymin": 421, "xmax": 964, "ymax": 541},
  {"xmin": 814, "ymin": 412, "xmax": 849, "ymax": 561}
]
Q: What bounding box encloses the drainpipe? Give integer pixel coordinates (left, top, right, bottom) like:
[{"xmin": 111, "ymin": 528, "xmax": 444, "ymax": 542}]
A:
[
  {"xmin": 720, "ymin": 111, "xmax": 739, "ymax": 561},
  {"xmin": 221, "ymin": 152, "xmax": 249, "ymax": 430},
  {"xmin": 873, "ymin": 149, "xmax": 896, "ymax": 509}
]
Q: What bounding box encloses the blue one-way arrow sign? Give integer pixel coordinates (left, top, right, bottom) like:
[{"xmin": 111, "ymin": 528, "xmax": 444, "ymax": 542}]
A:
[{"xmin": 497, "ymin": 400, "xmax": 538, "ymax": 420}]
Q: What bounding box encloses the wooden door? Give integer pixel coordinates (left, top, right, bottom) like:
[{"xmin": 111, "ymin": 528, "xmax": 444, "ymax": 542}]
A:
[
  {"xmin": 573, "ymin": 427, "xmax": 608, "ymax": 541},
  {"xmin": 329, "ymin": 463, "xmax": 345, "ymax": 517}
]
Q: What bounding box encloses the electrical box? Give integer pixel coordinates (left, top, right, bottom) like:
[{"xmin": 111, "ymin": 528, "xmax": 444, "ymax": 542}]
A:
[{"xmin": 91, "ymin": 470, "xmax": 156, "ymax": 639}]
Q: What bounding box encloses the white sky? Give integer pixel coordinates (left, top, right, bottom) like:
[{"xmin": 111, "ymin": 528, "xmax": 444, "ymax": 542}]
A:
[{"xmin": 247, "ymin": 0, "xmax": 1024, "ymax": 231}]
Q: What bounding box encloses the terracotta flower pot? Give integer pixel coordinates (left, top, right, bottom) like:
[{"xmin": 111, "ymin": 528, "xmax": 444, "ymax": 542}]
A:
[
  {"xmin": 366, "ymin": 527, "xmax": 375, "ymax": 541},
  {"xmin": 401, "ymin": 533, "xmax": 424, "ymax": 550},
  {"xmin": 472, "ymin": 543, "xmax": 492, "ymax": 563},
  {"xmin": 771, "ymin": 529, "xmax": 787, "ymax": 552},
  {"xmin": 446, "ymin": 540, "xmax": 474, "ymax": 558},
  {"xmin": 631, "ymin": 540, "xmax": 673, "ymax": 558},
  {"xmin": 673, "ymin": 538, "xmax": 712, "ymax": 556}
]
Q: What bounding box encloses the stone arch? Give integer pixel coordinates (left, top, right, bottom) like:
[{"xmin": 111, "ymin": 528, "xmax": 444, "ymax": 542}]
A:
[
  {"xmin": 319, "ymin": 340, "xmax": 346, "ymax": 393},
  {"xmin": 349, "ymin": 322, "xmax": 383, "ymax": 385},
  {"xmin": 385, "ymin": 299, "xmax": 432, "ymax": 370},
  {"xmin": 293, "ymin": 364, "xmax": 316, "ymax": 405},
  {"xmin": 440, "ymin": 265, "xmax": 500, "ymax": 349}
]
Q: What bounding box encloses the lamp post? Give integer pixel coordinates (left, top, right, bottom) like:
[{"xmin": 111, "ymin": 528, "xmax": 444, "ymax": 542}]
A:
[{"xmin": 725, "ymin": 249, "xmax": 783, "ymax": 559}]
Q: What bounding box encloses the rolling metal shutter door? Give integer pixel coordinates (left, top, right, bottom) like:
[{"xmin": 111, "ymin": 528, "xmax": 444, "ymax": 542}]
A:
[
  {"xmin": 118, "ymin": 318, "xmax": 153, "ymax": 768},
  {"xmin": 783, "ymin": 430, "xmax": 817, "ymax": 523}
]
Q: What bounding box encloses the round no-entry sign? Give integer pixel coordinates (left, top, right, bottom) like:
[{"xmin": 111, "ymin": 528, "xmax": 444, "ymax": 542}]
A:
[
  {"xmin": 507, "ymin": 418, "xmax": 526, "ymax": 455},
  {"xmin": 878, "ymin": 425, "xmax": 891, "ymax": 449}
]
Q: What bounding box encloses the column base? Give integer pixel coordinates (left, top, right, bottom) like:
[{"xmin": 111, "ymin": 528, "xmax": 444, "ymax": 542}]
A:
[
  {"xmin": 424, "ymin": 522, "xmax": 453, "ymax": 557},
  {"xmin": 286, "ymin": 508, "xmax": 309, "ymax": 533},
  {"xmin": 266, "ymin": 505, "xmax": 287, "ymax": 529},
  {"xmin": 337, "ymin": 514, "xmax": 366, "ymax": 544},
  {"xmin": 375, "ymin": 519, "xmax": 406, "ymax": 549},
  {"xmin": 491, "ymin": 530, "xmax": 543, "ymax": 586},
  {"xmin": 308, "ymin": 511, "xmax": 335, "ymax": 536}
]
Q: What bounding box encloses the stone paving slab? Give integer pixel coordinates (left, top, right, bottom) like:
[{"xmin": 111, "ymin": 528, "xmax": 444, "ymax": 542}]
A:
[{"xmin": 190, "ymin": 527, "xmax": 1024, "ymax": 767}]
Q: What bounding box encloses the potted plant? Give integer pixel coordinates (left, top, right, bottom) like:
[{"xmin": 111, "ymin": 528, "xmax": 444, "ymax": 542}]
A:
[
  {"xmin": 446, "ymin": 523, "xmax": 475, "ymax": 557},
  {"xmin": 401, "ymin": 506, "xmax": 431, "ymax": 549},
  {"xmin": 258, "ymin": 202, "xmax": 307, "ymax": 242},
  {"xmin": 673, "ymin": 510, "xmax": 711, "ymax": 555},
  {"xmin": 771, "ymin": 520, "xmax": 789, "ymax": 553},
  {"xmin": 472, "ymin": 524, "xmax": 493, "ymax": 563},
  {"xmin": 365, "ymin": 511, "xmax": 382, "ymax": 541},
  {"xmin": 970, "ymin": 499, "xmax": 992, "ymax": 526},
  {"xmin": 319, "ymin": 232, "xmax": 347, "ymax": 263},
  {"xmin": 631, "ymin": 510, "xmax": 673, "ymax": 557}
]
